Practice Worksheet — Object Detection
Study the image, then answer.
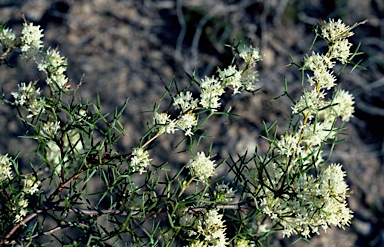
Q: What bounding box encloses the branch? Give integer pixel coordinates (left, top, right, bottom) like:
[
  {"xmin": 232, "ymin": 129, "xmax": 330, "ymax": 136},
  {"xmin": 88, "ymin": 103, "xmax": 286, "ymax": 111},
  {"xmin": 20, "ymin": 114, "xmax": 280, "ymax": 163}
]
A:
[
  {"xmin": 0, "ymin": 47, "xmax": 12, "ymax": 59},
  {"xmin": 3, "ymin": 225, "xmax": 62, "ymax": 245},
  {"xmin": 0, "ymin": 210, "xmax": 42, "ymax": 246},
  {"xmin": 46, "ymin": 171, "xmax": 82, "ymax": 204},
  {"xmin": 40, "ymin": 198, "xmax": 255, "ymax": 217},
  {"xmin": 0, "ymin": 196, "xmax": 255, "ymax": 245},
  {"xmin": 40, "ymin": 206, "xmax": 142, "ymax": 216}
]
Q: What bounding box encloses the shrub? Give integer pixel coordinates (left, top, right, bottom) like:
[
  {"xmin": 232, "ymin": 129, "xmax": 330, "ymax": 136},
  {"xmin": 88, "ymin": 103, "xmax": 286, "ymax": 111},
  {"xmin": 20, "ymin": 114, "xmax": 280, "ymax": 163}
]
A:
[{"xmin": 0, "ymin": 17, "xmax": 366, "ymax": 246}]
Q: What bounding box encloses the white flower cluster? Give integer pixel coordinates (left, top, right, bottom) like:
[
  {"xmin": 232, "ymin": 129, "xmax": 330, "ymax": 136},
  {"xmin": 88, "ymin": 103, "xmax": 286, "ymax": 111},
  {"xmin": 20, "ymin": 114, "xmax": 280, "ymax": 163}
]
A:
[
  {"xmin": 23, "ymin": 175, "xmax": 41, "ymax": 195},
  {"xmin": 173, "ymin": 91, "xmax": 199, "ymax": 113},
  {"xmin": 6, "ymin": 21, "xmax": 70, "ymax": 120},
  {"xmin": 171, "ymin": 91, "xmax": 200, "ymax": 136},
  {"xmin": 321, "ymin": 19, "xmax": 354, "ymax": 64},
  {"xmin": 0, "ymin": 154, "xmax": 13, "ymax": 182},
  {"xmin": 218, "ymin": 65, "xmax": 242, "ymax": 94},
  {"xmin": 199, "ymin": 76, "xmax": 225, "ymax": 110},
  {"xmin": 130, "ymin": 147, "xmax": 152, "ymax": 174},
  {"xmin": 20, "ymin": 22, "xmax": 44, "ymax": 60},
  {"xmin": 245, "ymin": 19, "xmax": 356, "ymax": 238},
  {"xmin": 234, "ymin": 238, "xmax": 251, "ymax": 247},
  {"xmin": 11, "ymin": 81, "xmax": 45, "ymax": 118},
  {"xmin": 292, "ymin": 19, "xmax": 355, "ymax": 146},
  {"xmin": 38, "ymin": 48, "xmax": 69, "ymax": 91},
  {"xmin": 186, "ymin": 152, "xmax": 216, "ymax": 183},
  {"xmin": 176, "ymin": 112, "xmax": 198, "ymax": 137},
  {"xmin": 153, "ymin": 112, "xmax": 177, "ymax": 134},
  {"xmin": 186, "ymin": 209, "xmax": 227, "ymax": 247},
  {"xmin": 214, "ymin": 182, "xmax": 236, "ymax": 203},
  {"xmin": 12, "ymin": 198, "xmax": 29, "ymax": 223},
  {"xmin": 41, "ymin": 121, "xmax": 60, "ymax": 139},
  {"xmin": 0, "ymin": 21, "xmax": 83, "ymax": 175},
  {"xmin": 238, "ymin": 45, "xmax": 261, "ymax": 66},
  {"xmin": 153, "ymin": 44, "xmax": 261, "ymax": 137},
  {"xmin": 12, "ymin": 174, "xmax": 41, "ymax": 223},
  {"xmin": 331, "ymin": 89, "xmax": 355, "ymax": 122},
  {"xmin": 321, "ymin": 19, "xmax": 354, "ymax": 43},
  {"xmin": 0, "ymin": 154, "xmax": 40, "ymax": 223},
  {"xmin": 238, "ymin": 45, "xmax": 261, "ymax": 91},
  {"xmin": 246, "ymin": 161, "xmax": 352, "ymax": 238},
  {"xmin": 123, "ymin": 189, "xmax": 148, "ymax": 210},
  {"xmin": 0, "ymin": 26, "xmax": 16, "ymax": 48},
  {"xmin": 200, "ymin": 45, "xmax": 261, "ymax": 107},
  {"xmin": 179, "ymin": 213, "xmax": 195, "ymax": 227},
  {"xmin": 146, "ymin": 45, "xmax": 260, "ymax": 187}
]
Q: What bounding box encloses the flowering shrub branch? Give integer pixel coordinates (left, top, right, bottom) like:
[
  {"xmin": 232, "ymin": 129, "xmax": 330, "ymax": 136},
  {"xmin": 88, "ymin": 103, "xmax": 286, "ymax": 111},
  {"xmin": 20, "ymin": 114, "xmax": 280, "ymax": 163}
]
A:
[{"xmin": 0, "ymin": 17, "xmax": 365, "ymax": 246}]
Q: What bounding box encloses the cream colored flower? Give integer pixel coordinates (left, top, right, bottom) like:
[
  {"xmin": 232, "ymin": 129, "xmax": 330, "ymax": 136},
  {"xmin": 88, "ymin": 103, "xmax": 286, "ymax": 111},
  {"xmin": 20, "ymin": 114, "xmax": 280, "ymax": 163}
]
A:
[
  {"xmin": 23, "ymin": 175, "xmax": 41, "ymax": 195},
  {"xmin": 0, "ymin": 154, "xmax": 13, "ymax": 181},
  {"xmin": 193, "ymin": 209, "xmax": 227, "ymax": 247},
  {"xmin": 321, "ymin": 19, "xmax": 353, "ymax": 43},
  {"xmin": 177, "ymin": 112, "xmax": 197, "ymax": 136},
  {"xmin": 215, "ymin": 182, "xmax": 236, "ymax": 202},
  {"xmin": 218, "ymin": 65, "xmax": 242, "ymax": 94},
  {"xmin": 173, "ymin": 91, "xmax": 198, "ymax": 112},
  {"xmin": 235, "ymin": 238, "xmax": 251, "ymax": 247},
  {"xmin": 186, "ymin": 152, "xmax": 216, "ymax": 183},
  {"xmin": 238, "ymin": 44, "xmax": 261, "ymax": 65},
  {"xmin": 179, "ymin": 213, "xmax": 195, "ymax": 227},
  {"xmin": 11, "ymin": 81, "xmax": 46, "ymax": 118},
  {"xmin": 332, "ymin": 89, "xmax": 355, "ymax": 122},
  {"xmin": 0, "ymin": 26, "xmax": 16, "ymax": 47},
  {"xmin": 21, "ymin": 22, "xmax": 44, "ymax": 59},
  {"xmin": 130, "ymin": 147, "xmax": 152, "ymax": 174},
  {"xmin": 41, "ymin": 121, "xmax": 60, "ymax": 139}
]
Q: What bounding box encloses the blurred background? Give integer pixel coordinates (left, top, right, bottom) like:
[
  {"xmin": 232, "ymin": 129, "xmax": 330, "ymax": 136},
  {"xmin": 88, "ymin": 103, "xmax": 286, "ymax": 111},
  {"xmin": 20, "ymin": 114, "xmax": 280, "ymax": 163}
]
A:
[{"xmin": 0, "ymin": 0, "xmax": 383, "ymax": 246}]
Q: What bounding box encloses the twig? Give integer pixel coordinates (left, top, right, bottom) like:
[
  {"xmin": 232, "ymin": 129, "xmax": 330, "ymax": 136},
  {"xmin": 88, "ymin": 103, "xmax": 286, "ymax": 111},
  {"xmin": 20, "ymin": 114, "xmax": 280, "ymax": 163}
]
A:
[
  {"xmin": 352, "ymin": 77, "xmax": 384, "ymax": 96},
  {"xmin": 1, "ymin": 168, "xmax": 87, "ymax": 245},
  {"xmin": 3, "ymin": 226, "xmax": 62, "ymax": 245},
  {"xmin": 175, "ymin": 0, "xmax": 187, "ymax": 68},
  {"xmin": 40, "ymin": 198, "xmax": 254, "ymax": 217},
  {"xmin": 40, "ymin": 206, "xmax": 141, "ymax": 216},
  {"xmin": 0, "ymin": 199, "xmax": 255, "ymax": 245},
  {"xmin": 0, "ymin": 47, "xmax": 13, "ymax": 60},
  {"xmin": 190, "ymin": 6, "xmax": 218, "ymax": 71},
  {"xmin": 46, "ymin": 171, "xmax": 82, "ymax": 204},
  {"xmin": 356, "ymin": 100, "xmax": 384, "ymax": 116},
  {"xmin": 0, "ymin": 211, "xmax": 41, "ymax": 246}
]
